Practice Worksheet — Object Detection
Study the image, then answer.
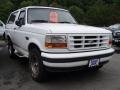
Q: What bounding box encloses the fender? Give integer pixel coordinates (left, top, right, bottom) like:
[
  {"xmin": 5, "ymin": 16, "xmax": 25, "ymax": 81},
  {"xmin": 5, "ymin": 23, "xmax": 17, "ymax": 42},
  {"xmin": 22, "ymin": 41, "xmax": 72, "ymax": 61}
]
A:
[
  {"xmin": 6, "ymin": 30, "xmax": 12, "ymax": 40},
  {"xmin": 28, "ymin": 38, "xmax": 43, "ymax": 51}
]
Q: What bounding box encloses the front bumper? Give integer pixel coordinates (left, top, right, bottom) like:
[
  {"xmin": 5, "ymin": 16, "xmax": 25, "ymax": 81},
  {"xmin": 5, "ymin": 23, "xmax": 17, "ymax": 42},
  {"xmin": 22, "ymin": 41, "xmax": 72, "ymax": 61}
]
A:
[{"xmin": 41, "ymin": 48, "xmax": 114, "ymax": 68}]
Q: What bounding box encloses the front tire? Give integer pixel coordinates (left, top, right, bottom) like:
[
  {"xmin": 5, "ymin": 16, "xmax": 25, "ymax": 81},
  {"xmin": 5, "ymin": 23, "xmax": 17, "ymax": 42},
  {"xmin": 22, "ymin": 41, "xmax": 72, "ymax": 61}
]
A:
[{"xmin": 29, "ymin": 47, "xmax": 47, "ymax": 82}]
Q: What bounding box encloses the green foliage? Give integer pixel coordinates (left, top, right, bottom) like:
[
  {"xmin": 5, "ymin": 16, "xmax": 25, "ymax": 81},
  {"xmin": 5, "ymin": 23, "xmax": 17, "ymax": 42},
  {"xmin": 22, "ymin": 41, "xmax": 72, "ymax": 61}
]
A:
[
  {"xmin": 0, "ymin": 0, "xmax": 14, "ymax": 22},
  {"xmin": 20, "ymin": 1, "xmax": 33, "ymax": 8},
  {"xmin": 47, "ymin": 0, "xmax": 52, "ymax": 5},
  {"xmin": 85, "ymin": 0, "xmax": 120, "ymax": 26},
  {"xmin": 69, "ymin": 6, "xmax": 84, "ymax": 24},
  {"xmin": 85, "ymin": 0, "xmax": 108, "ymax": 26},
  {"xmin": 113, "ymin": 0, "xmax": 120, "ymax": 6},
  {"xmin": 40, "ymin": 0, "xmax": 48, "ymax": 6},
  {"xmin": 0, "ymin": 0, "xmax": 120, "ymax": 26}
]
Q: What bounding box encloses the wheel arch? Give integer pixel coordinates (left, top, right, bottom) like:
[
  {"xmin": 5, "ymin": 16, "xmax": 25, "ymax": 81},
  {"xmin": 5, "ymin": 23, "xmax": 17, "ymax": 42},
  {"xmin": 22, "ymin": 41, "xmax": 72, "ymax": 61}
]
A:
[
  {"xmin": 6, "ymin": 32, "xmax": 12, "ymax": 41},
  {"xmin": 28, "ymin": 43, "xmax": 41, "ymax": 52},
  {"xmin": 7, "ymin": 35, "xmax": 12, "ymax": 41}
]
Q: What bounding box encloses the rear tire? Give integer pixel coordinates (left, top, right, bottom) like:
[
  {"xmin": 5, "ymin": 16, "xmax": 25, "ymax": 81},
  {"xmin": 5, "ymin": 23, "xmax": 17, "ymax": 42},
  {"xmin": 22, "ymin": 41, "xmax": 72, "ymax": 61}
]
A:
[
  {"xmin": 29, "ymin": 47, "xmax": 47, "ymax": 82},
  {"xmin": 8, "ymin": 39, "xmax": 15, "ymax": 58}
]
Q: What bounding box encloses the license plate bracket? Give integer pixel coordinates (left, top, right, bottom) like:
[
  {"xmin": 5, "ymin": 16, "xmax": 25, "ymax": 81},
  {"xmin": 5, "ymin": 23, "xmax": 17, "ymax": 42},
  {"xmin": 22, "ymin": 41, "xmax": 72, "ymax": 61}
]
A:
[{"xmin": 89, "ymin": 59, "xmax": 100, "ymax": 67}]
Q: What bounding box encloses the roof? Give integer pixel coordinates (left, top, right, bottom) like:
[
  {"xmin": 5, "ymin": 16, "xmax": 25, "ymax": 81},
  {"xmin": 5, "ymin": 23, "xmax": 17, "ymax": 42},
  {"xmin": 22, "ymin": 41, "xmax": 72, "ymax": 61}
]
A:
[
  {"xmin": 12, "ymin": 6, "xmax": 68, "ymax": 13},
  {"xmin": 26, "ymin": 6, "xmax": 68, "ymax": 11}
]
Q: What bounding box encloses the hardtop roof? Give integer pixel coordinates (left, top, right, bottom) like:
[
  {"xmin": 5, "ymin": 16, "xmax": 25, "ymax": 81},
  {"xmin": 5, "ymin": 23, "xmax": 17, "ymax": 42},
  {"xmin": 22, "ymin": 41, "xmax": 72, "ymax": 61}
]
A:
[{"xmin": 11, "ymin": 6, "xmax": 68, "ymax": 13}]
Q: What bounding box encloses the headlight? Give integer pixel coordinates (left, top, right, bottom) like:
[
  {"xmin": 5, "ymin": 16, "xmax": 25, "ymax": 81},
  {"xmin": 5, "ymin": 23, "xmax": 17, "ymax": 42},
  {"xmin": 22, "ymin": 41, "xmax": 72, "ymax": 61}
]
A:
[{"xmin": 45, "ymin": 35, "xmax": 67, "ymax": 49}]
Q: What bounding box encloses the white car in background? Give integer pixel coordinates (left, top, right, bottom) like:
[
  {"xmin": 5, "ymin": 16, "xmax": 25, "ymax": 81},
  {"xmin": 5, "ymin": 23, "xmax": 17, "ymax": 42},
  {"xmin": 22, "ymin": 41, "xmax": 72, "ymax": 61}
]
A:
[{"xmin": 0, "ymin": 20, "xmax": 5, "ymax": 37}]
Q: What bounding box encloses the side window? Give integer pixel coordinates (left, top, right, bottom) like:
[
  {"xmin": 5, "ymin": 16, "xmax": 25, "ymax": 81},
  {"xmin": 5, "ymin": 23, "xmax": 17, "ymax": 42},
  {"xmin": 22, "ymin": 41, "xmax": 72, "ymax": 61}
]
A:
[
  {"xmin": 8, "ymin": 12, "xmax": 18, "ymax": 24},
  {"xmin": 18, "ymin": 10, "xmax": 26, "ymax": 25}
]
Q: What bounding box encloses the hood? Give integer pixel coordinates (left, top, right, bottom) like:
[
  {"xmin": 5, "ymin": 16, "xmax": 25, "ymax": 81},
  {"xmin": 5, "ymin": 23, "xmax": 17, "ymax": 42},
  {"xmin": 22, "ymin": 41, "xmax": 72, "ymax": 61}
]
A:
[{"xmin": 27, "ymin": 23, "xmax": 111, "ymax": 34}]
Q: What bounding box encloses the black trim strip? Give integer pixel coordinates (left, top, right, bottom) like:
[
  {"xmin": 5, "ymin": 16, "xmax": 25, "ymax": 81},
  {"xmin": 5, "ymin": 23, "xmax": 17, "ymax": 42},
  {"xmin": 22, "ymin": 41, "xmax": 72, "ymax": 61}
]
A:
[
  {"xmin": 42, "ymin": 48, "xmax": 110, "ymax": 54},
  {"xmin": 42, "ymin": 52, "xmax": 114, "ymax": 63},
  {"xmin": 45, "ymin": 61, "xmax": 109, "ymax": 72}
]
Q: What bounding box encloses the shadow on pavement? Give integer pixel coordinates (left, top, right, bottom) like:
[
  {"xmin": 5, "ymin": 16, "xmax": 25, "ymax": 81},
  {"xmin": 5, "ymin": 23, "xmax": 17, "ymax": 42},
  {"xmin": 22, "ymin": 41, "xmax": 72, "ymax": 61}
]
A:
[{"xmin": 113, "ymin": 45, "xmax": 120, "ymax": 54}]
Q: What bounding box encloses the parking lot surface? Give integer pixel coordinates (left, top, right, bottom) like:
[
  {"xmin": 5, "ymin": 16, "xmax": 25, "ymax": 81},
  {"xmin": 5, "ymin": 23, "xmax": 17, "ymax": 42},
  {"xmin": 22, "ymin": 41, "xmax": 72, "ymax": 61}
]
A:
[{"xmin": 0, "ymin": 42, "xmax": 120, "ymax": 90}]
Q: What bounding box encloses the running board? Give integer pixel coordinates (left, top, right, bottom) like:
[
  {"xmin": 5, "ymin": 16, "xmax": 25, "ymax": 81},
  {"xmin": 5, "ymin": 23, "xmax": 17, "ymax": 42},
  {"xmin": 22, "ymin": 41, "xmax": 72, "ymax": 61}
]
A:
[{"xmin": 15, "ymin": 51, "xmax": 26, "ymax": 58}]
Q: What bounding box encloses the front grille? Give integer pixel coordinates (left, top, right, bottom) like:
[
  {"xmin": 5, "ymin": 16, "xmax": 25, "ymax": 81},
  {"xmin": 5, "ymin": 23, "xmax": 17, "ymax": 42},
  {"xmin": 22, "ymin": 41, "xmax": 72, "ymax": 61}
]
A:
[
  {"xmin": 116, "ymin": 32, "xmax": 120, "ymax": 36},
  {"xmin": 68, "ymin": 34, "xmax": 110, "ymax": 51}
]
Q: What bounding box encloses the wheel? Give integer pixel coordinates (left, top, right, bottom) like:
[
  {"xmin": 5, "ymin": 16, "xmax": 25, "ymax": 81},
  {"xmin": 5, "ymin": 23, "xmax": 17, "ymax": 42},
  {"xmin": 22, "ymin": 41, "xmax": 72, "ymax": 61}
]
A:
[
  {"xmin": 29, "ymin": 47, "xmax": 47, "ymax": 82},
  {"xmin": 8, "ymin": 39, "xmax": 15, "ymax": 58}
]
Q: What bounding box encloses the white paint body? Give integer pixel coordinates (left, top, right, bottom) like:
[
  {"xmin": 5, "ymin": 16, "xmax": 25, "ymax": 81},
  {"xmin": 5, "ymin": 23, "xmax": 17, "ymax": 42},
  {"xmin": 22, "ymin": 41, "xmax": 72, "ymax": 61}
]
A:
[{"xmin": 5, "ymin": 6, "xmax": 114, "ymax": 68}]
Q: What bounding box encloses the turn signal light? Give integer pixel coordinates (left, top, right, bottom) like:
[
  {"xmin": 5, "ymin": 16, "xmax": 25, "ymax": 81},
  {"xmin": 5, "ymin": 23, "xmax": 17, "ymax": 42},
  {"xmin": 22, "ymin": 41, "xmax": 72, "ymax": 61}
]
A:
[
  {"xmin": 45, "ymin": 43, "xmax": 67, "ymax": 49},
  {"xmin": 109, "ymin": 40, "xmax": 112, "ymax": 45}
]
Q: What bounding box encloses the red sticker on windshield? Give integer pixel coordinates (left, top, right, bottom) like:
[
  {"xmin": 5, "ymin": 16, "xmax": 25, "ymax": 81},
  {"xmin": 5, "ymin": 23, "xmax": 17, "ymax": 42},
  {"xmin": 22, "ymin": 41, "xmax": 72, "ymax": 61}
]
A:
[{"xmin": 50, "ymin": 11, "xmax": 58, "ymax": 23}]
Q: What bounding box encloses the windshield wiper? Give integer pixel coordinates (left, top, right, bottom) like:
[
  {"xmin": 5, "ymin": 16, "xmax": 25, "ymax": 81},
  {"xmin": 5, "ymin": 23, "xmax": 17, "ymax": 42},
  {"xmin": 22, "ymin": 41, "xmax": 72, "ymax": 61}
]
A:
[
  {"xmin": 30, "ymin": 20, "xmax": 49, "ymax": 23},
  {"xmin": 58, "ymin": 21, "xmax": 76, "ymax": 24},
  {"xmin": 58, "ymin": 21, "xmax": 72, "ymax": 24}
]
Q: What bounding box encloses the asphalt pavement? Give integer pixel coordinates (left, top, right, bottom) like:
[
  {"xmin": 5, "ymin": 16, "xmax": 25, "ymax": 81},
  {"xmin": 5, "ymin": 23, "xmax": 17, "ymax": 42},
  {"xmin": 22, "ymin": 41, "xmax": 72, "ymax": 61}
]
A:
[{"xmin": 0, "ymin": 41, "xmax": 120, "ymax": 90}]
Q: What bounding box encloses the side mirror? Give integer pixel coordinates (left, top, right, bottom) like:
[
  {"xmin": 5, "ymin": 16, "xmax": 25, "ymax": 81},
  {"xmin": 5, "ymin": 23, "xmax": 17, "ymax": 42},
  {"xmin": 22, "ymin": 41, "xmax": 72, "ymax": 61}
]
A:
[
  {"xmin": 15, "ymin": 18, "xmax": 25, "ymax": 27},
  {"xmin": 15, "ymin": 20, "xmax": 21, "ymax": 27}
]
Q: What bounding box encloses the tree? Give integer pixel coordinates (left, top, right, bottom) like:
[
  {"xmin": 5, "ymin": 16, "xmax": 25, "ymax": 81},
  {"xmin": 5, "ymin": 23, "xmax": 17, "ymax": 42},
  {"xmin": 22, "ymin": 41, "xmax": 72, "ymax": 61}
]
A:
[
  {"xmin": 113, "ymin": 0, "xmax": 120, "ymax": 4},
  {"xmin": 69, "ymin": 6, "xmax": 84, "ymax": 24},
  {"xmin": 47, "ymin": 0, "xmax": 52, "ymax": 5},
  {"xmin": 85, "ymin": 0, "xmax": 115, "ymax": 26},
  {"xmin": 40, "ymin": 0, "xmax": 48, "ymax": 6},
  {"xmin": 31, "ymin": 0, "xmax": 41, "ymax": 6},
  {"xmin": 49, "ymin": 0, "xmax": 62, "ymax": 8},
  {"xmin": 20, "ymin": 1, "xmax": 33, "ymax": 8},
  {"xmin": 0, "ymin": 1, "xmax": 14, "ymax": 22},
  {"xmin": 0, "ymin": 0, "xmax": 120, "ymax": 26}
]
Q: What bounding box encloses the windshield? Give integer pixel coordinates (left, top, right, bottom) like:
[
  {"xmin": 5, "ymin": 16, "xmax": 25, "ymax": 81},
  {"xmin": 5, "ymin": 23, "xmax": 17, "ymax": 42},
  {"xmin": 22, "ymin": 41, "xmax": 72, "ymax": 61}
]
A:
[{"xmin": 27, "ymin": 8, "xmax": 77, "ymax": 24}]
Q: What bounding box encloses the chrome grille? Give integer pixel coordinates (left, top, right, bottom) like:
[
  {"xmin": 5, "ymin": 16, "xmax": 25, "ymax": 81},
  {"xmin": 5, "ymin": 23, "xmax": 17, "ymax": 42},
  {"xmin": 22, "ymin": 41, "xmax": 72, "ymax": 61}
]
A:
[
  {"xmin": 68, "ymin": 34, "xmax": 110, "ymax": 51},
  {"xmin": 116, "ymin": 32, "xmax": 120, "ymax": 36}
]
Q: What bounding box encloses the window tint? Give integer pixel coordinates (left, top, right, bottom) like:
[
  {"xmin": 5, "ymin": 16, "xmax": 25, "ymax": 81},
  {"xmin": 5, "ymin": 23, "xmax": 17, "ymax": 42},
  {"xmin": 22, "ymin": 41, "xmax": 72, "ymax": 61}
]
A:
[
  {"xmin": 18, "ymin": 10, "xmax": 26, "ymax": 25},
  {"xmin": 27, "ymin": 8, "xmax": 77, "ymax": 24},
  {"xmin": 28, "ymin": 8, "xmax": 49, "ymax": 23},
  {"xmin": 18, "ymin": 11, "xmax": 25, "ymax": 19},
  {"xmin": 8, "ymin": 12, "xmax": 18, "ymax": 24}
]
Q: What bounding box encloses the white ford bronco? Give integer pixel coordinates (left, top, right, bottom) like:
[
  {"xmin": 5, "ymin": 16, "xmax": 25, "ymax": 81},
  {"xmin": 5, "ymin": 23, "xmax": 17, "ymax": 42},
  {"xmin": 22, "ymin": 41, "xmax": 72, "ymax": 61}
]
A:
[{"xmin": 5, "ymin": 6, "xmax": 114, "ymax": 82}]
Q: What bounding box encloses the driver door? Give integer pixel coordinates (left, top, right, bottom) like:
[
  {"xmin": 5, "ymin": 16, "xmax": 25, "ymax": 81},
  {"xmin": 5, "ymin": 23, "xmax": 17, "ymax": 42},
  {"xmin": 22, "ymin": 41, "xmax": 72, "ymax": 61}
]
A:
[{"xmin": 14, "ymin": 10, "xmax": 28, "ymax": 51}]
